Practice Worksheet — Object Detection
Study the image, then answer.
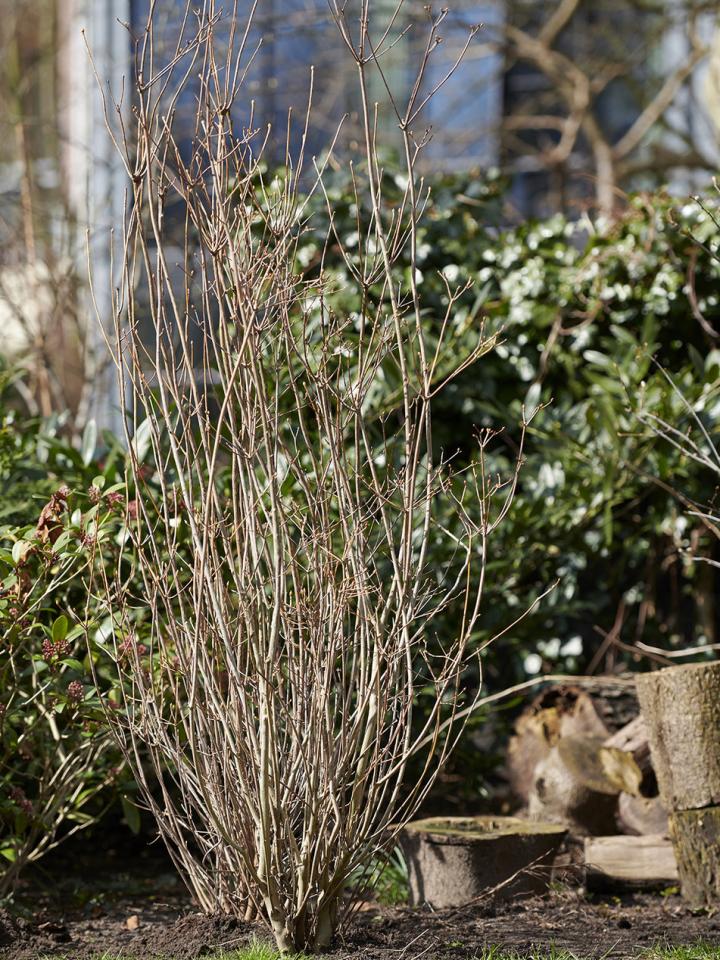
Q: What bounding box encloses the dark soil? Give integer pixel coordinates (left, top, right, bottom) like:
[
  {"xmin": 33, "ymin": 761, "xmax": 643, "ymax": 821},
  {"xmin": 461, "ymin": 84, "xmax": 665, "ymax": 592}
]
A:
[
  {"xmin": 4, "ymin": 884, "xmax": 720, "ymax": 959},
  {"xmin": 3, "ymin": 829, "xmax": 720, "ymax": 960}
]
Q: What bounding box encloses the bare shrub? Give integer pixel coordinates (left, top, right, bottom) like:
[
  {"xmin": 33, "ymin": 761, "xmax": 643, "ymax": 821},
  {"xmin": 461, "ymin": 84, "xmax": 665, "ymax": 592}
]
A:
[{"xmin": 95, "ymin": 1, "xmax": 527, "ymax": 951}]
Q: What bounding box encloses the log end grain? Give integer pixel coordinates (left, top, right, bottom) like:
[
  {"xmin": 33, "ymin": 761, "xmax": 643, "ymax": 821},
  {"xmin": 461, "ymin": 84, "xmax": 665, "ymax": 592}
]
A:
[{"xmin": 527, "ymin": 745, "xmax": 620, "ymax": 836}]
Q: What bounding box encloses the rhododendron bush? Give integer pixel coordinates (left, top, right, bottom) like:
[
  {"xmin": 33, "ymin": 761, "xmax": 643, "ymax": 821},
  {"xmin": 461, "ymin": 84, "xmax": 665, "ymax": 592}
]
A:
[{"xmin": 0, "ymin": 388, "xmax": 133, "ymax": 892}]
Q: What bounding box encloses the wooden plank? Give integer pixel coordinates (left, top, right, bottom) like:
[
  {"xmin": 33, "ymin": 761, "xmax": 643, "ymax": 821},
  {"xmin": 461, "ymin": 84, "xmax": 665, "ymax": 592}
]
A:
[{"xmin": 584, "ymin": 835, "xmax": 678, "ymax": 890}]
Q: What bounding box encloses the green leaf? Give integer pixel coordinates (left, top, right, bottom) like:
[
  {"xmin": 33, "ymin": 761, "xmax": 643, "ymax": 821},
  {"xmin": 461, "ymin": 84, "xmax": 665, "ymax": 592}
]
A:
[
  {"xmin": 0, "ymin": 847, "xmax": 17, "ymax": 862},
  {"xmin": 583, "ymin": 349, "xmax": 612, "ymax": 368},
  {"xmin": 103, "ymin": 482, "xmax": 126, "ymax": 496},
  {"xmin": 121, "ymin": 795, "xmax": 142, "ymax": 835},
  {"xmin": 524, "ymin": 381, "xmax": 542, "ymax": 419},
  {"xmin": 11, "ymin": 540, "xmax": 30, "ymax": 565},
  {"xmin": 81, "ymin": 419, "xmax": 98, "ymax": 466},
  {"xmin": 52, "ymin": 615, "xmax": 69, "ymax": 644},
  {"xmin": 60, "ymin": 658, "xmax": 85, "ymax": 673},
  {"xmin": 52, "ymin": 531, "xmax": 72, "ymax": 553},
  {"xmin": 131, "ymin": 419, "xmax": 153, "ymax": 464},
  {"xmin": 689, "ymin": 345, "xmax": 705, "ymax": 377}
]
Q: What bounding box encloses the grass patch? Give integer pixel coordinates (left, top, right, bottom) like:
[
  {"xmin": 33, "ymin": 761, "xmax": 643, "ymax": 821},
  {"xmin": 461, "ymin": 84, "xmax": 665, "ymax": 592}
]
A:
[
  {"xmin": 474, "ymin": 949, "xmax": 581, "ymax": 960},
  {"xmin": 470, "ymin": 946, "xmax": 720, "ymax": 960},
  {"xmin": 640, "ymin": 946, "xmax": 720, "ymax": 960},
  {"xmin": 217, "ymin": 939, "xmax": 313, "ymax": 960},
  {"xmin": 30, "ymin": 938, "xmax": 720, "ymax": 960},
  {"xmin": 32, "ymin": 938, "xmax": 312, "ymax": 960}
]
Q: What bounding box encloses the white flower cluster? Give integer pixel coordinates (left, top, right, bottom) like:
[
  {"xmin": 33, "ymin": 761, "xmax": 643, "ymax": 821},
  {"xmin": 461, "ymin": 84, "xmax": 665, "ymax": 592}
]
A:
[
  {"xmin": 499, "ymin": 256, "xmax": 547, "ymax": 325},
  {"xmin": 645, "ymin": 262, "xmax": 682, "ymax": 315}
]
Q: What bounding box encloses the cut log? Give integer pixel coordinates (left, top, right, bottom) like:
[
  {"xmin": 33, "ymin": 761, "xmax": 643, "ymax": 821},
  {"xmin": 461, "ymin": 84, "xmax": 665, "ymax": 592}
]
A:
[
  {"xmin": 508, "ymin": 681, "xmax": 639, "ymax": 805},
  {"xmin": 585, "ymin": 679, "xmax": 640, "ymax": 732},
  {"xmin": 558, "ymin": 736, "xmax": 643, "ymax": 797},
  {"xmin": 617, "ymin": 792, "xmax": 669, "ymax": 837},
  {"xmin": 635, "ymin": 661, "xmax": 720, "ymax": 811},
  {"xmin": 400, "ymin": 816, "xmax": 566, "ymax": 908},
  {"xmin": 527, "ymin": 735, "xmax": 643, "ymax": 836},
  {"xmin": 584, "ymin": 835, "xmax": 677, "ymax": 890},
  {"xmin": 669, "ymin": 807, "xmax": 720, "ymax": 907},
  {"xmin": 509, "ymin": 686, "xmax": 613, "ymax": 803},
  {"xmin": 527, "ymin": 741, "xmax": 621, "ymax": 836},
  {"xmin": 514, "ymin": 692, "xmax": 665, "ymax": 837},
  {"xmin": 603, "ymin": 716, "xmax": 668, "ymax": 835},
  {"xmin": 604, "ymin": 715, "xmax": 651, "ymax": 772},
  {"xmin": 636, "ymin": 662, "xmax": 720, "ymax": 907}
]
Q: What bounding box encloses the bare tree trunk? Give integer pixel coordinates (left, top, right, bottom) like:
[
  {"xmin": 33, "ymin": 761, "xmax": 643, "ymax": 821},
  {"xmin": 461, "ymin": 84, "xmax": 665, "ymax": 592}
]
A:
[
  {"xmin": 669, "ymin": 808, "xmax": 720, "ymax": 907},
  {"xmin": 636, "ymin": 662, "xmax": 720, "ymax": 812},
  {"xmin": 583, "ymin": 116, "xmax": 616, "ymax": 218},
  {"xmin": 637, "ymin": 662, "xmax": 720, "ymax": 906}
]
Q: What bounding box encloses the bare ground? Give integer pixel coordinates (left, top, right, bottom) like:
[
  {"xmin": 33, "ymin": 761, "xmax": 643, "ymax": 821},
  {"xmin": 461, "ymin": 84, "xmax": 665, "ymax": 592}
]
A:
[{"xmin": 3, "ymin": 883, "xmax": 720, "ymax": 959}]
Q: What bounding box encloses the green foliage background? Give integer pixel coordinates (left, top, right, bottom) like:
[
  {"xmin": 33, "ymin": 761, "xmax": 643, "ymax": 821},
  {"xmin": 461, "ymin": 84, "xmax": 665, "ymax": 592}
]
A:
[
  {"xmin": 293, "ymin": 175, "xmax": 720, "ymax": 803},
  {"xmin": 3, "ymin": 175, "xmax": 720, "ymax": 861},
  {"xmin": 300, "ymin": 175, "xmax": 720, "ymax": 672},
  {"xmin": 0, "ymin": 376, "xmax": 140, "ymax": 886}
]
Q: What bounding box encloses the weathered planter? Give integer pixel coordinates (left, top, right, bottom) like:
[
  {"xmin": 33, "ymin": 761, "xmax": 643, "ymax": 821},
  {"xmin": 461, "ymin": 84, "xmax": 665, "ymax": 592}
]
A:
[
  {"xmin": 636, "ymin": 661, "xmax": 720, "ymax": 907},
  {"xmin": 399, "ymin": 816, "xmax": 567, "ymax": 908}
]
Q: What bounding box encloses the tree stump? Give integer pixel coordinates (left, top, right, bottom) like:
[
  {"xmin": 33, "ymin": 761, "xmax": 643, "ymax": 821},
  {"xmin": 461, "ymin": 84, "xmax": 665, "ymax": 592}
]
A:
[
  {"xmin": 635, "ymin": 662, "xmax": 720, "ymax": 811},
  {"xmin": 669, "ymin": 808, "xmax": 720, "ymax": 908},
  {"xmin": 400, "ymin": 816, "xmax": 566, "ymax": 908},
  {"xmin": 636, "ymin": 661, "xmax": 720, "ymax": 906}
]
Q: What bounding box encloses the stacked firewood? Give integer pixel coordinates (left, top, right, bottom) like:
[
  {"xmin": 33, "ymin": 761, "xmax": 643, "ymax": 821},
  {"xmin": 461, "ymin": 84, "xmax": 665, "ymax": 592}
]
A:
[
  {"xmin": 509, "ymin": 665, "xmax": 720, "ymax": 903},
  {"xmin": 507, "ymin": 680, "xmax": 675, "ymax": 889},
  {"xmin": 400, "ymin": 665, "xmax": 720, "ymax": 908},
  {"xmin": 509, "ymin": 682, "xmax": 665, "ymax": 835}
]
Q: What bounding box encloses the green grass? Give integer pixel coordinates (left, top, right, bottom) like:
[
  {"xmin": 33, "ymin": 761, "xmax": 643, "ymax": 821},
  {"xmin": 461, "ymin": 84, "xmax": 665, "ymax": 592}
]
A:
[
  {"xmin": 639, "ymin": 947, "xmax": 720, "ymax": 960},
  {"xmin": 31, "ymin": 939, "xmax": 720, "ymax": 960},
  {"xmin": 472, "ymin": 949, "xmax": 579, "ymax": 960},
  {"xmin": 32, "ymin": 937, "xmax": 310, "ymax": 960},
  {"xmin": 214, "ymin": 938, "xmax": 312, "ymax": 960},
  {"xmin": 190, "ymin": 941, "xmax": 720, "ymax": 960},
  {"xmin": 468, "ymin": 946, "xmax": 720, "ymax": 960}
]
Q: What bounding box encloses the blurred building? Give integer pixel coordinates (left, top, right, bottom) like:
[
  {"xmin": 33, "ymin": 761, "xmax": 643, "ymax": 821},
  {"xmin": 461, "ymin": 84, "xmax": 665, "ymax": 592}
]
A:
[
  {"xmin": 57, "ymin": 0, "xmax": 720, "ymax": 229},
  {"xmin": 3, "ymin": 0, "xmax": 717, "ymax": 427}
]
